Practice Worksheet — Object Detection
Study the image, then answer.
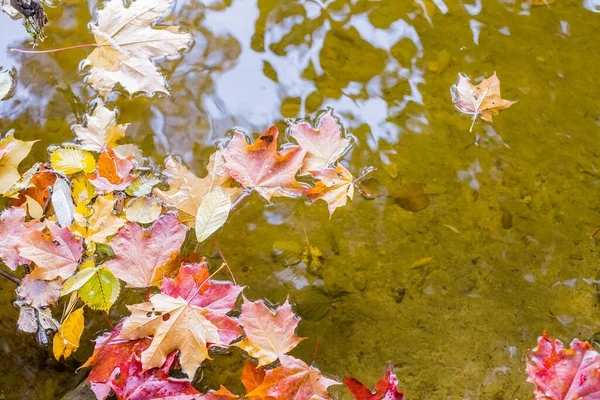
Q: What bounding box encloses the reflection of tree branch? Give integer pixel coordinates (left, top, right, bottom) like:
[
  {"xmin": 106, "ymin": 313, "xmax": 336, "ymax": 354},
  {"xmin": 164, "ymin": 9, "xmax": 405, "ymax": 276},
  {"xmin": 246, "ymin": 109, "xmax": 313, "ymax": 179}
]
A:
[{"xmin": 0, "ymin": 268, "xmax": 21, "ymax": 285}]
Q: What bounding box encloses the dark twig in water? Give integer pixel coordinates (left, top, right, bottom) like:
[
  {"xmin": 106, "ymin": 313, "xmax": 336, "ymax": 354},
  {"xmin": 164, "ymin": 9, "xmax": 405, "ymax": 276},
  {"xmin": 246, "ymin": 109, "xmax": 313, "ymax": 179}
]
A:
[
  {"xmin": 0, "ymin": 269, "xmax": 21, "ymax": 285},
  {"xmin": 590, "ymin": 227, "xmax": 600, "ymax": 239}
]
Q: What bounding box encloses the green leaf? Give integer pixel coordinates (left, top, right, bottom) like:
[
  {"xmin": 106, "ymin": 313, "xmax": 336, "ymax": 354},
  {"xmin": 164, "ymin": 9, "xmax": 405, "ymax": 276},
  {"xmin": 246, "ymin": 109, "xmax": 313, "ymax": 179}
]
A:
[
  {"xmin": 62, "ymin": 265, "xmax": 120, "ymax": 311},
  {"xmin": 79, "ymin": 267, "xmax": 120, "ymax": 311}
]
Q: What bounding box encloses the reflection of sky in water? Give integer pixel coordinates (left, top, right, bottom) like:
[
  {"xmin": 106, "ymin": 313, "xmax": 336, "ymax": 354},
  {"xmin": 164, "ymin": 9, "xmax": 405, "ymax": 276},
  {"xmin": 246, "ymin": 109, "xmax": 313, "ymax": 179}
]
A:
[{"xmin": 0, "ymin": 17, "xmax": 29, "ymax": 66}]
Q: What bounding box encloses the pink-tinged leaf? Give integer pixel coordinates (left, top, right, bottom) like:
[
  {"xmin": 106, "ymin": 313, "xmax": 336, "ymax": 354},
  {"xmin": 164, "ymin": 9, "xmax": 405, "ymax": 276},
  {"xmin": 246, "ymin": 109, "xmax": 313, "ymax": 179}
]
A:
[
  {"xmin": 198, "ymin": 386, "xmax": 239, "ymax": 399},
  {"xmin": 117, "ymin": 261, "xmax": 244, "ymax": 378},
  {"xmin": 18, "ymin": 221, "xmax": 83, "ymax": 281},
  {"xmin": 222, "ymin": 126, "xmax": 306, "ymax": 201},
  {"xmin": 88, "ymin": 149, "xmax": 135, "ymax": 194},
  {"xmin": 527, "ymin": 332, "xmax": 600, "ymax": 399},
  {"xmin": 83, "ymin": 323, "xmax": 200, "ymax": 400},
  {"xmin": 17, "ymin": 275, "xmax": 62, "ymax": 308},
  {"xmin": 248, "ymin": 355, "xmax": 339, "ymax": 399},
  {"xmin": 344, "ymin": 364, "xmax": 404, "ymax": 400},
  {"xmin": 0, "ymin": 207, "xmax": 33, "ymax": 270},
  {"xmin": 104, "ymin": 213, "xmax": 187, "ymax": 288},
  {"xmin": 289, "ymin": 110, "xmax": 351, "ymax": 173},
  {"xmin": 305, "ymin": 165, "xmax": 354, "ymax": 218}
]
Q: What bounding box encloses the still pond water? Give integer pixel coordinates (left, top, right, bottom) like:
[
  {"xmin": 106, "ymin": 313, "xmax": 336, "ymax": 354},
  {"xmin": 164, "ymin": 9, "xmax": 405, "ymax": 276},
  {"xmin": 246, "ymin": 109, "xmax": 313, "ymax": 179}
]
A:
[{"xmin": 1, "ymin": 0, "xmax": 600, "ymax": 399}]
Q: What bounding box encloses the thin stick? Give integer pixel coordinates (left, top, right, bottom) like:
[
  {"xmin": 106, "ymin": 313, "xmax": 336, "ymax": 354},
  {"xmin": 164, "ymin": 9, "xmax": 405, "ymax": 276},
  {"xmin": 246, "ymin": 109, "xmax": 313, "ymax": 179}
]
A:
[
  {"xmin": 11, "ymin": 43, "xmax": 100, "ymax": 54},
  {"xmin": 188, "ymin": 262, "xmax": 227, "ymax": 303},
  {"xmin": 230, "ymin": 190, "xmax": 252, "ymax": 213},
  {"xmin": 102, "ymin": 311, "xmax": 114, "ymax": 330},
  {"xmin": 312, "ymin": 339, "xmax": 321, "ymax": 366},
  {"xmin": 216, "ymin": 246, "xmax": 237, "ymax": 285},
  {"xmin": 0, "ymin": 269, "xmax": 21, "ymax": 285},
  {"xmin": 590, "ymin": 227, "xmax": 600, "ymax": 239},
  {"xmin": 146, "ymin": 286, "xmax": 151, "ymax": 301}
]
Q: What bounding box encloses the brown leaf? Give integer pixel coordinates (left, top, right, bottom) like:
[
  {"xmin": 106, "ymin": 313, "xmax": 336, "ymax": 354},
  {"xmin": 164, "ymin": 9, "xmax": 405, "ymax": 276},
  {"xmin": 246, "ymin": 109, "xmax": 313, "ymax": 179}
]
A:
[{"xmin": 392, "ymin": 184, "xmax": 430, "ymax": 212}]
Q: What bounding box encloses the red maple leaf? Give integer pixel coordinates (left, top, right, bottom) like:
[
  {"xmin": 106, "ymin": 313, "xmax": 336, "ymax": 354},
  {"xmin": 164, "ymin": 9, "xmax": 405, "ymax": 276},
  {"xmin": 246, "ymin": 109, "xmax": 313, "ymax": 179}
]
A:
[
  {"xmin": 527, "ymin": 331, "xmax": 600, "ymax": 399},
  {"xmin": 344, "ymin": 364, "xmax": 404, "ymax": 400},
  {"xmin": 82, "ymin": 323, "xmax": 200, "ymax": 400}
]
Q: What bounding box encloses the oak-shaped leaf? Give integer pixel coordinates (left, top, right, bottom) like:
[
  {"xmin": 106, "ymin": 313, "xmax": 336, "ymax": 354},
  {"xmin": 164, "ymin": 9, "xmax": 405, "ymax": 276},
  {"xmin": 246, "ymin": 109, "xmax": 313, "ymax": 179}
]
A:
[
  {"xmin": 223, "ymin": 126, "xmax": 306, "ymax": 201},
  {"xmin": 526, "ymin": 331, "xmax": 600, "ymax": 399},
  {"xmin": 0, "ymin": 207, "xmax": 34, "ymax": 270},
  {"xmin": 103, "ymin": 213, "xmax": 186, "ymax": 287},
  {"xmin": 84, "ymin": 0, "xmax": 193, "ymax": 98},
  {"xmin": 247, "ymin": 355, "xmax": 339, "ymax": 399},
  {"xmin": 82, "ymin": 324, "xmax": 199, "ymax": 400},
  {"xmin": 0, "ymin": 130, "xmax": 37, "ymax": 195},
  {"xmin": 73, "ymin": 104, "xmax": 128, "ymax": 152},
  {"xmin": 344, "ymin": 364, "xmax": 404, "ymax": 400},
  {"xmin": 117, "ymin": 261, "xmax": 244, "ymax": 378},
  {"xmin": 18, "ymin": 220, "xmax": 84, "ymax": 281},
  {"xmin": 88, "ymin": 149, "xmax": 135, "ymax": 194},
  {"xmin": 289, "ymin": 110, "xmax": 351, "ymax": 173},
  {"xmin": 306, "ymin": 165, "xmax": 354, "ymax": 218},
  {"xmin": 236, "ymin": 297, "xmax": 305, "ymax": 366},
  {"xmin": 155, "ymin": 152, "xmax": 240, "ymax": 227},
  {"xmin": 451, "ymin": 72, "xmax": 516, "ymax": 131}
]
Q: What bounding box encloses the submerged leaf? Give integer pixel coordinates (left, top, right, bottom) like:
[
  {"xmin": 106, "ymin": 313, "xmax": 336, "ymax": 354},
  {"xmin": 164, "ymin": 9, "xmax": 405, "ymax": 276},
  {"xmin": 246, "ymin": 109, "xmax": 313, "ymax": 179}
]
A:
[
  {"xmin": 85, "ymin": 0, "xmax": 193, "ymax": 98},
  {"xmin": 392, "ymin": 184, "xmax": 430, "ymax": 212}
]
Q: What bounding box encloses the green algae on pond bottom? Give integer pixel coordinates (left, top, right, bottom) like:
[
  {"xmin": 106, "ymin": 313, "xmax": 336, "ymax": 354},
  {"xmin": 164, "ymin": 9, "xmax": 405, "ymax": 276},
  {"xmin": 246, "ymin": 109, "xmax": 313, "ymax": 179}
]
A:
[{"xmin": 1, "ymin": 0, "xmax": 600, "ymax": 399}]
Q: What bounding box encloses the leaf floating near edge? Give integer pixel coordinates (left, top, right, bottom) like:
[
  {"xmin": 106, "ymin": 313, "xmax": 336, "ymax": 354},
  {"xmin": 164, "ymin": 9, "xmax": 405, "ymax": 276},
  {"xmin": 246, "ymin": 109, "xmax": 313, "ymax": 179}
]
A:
[{"xmin": 0, "ymin": 68, "xmax": 16, "ymax": 100}]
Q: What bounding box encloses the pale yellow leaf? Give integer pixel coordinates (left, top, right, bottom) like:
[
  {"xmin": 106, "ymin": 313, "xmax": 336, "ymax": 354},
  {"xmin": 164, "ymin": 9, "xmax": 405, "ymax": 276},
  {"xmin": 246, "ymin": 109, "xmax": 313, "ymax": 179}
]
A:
[
  {"xmin": 195, "ymin": 187, "xmax": 231, "ymax": 243},
  {"xmin": 72, "ymin": 104, "xmax": 128, "ymax": 152},
  {"xmin": 125, "ymin": 196, "xmax": 162, "ymax": 224},
  {"xmin": 0, "ymin": 131, "xmax": 37, "ymax": 194},
  {"xmin": 25, "ymin": 195, "xmax": 44, "ymax": 219}
]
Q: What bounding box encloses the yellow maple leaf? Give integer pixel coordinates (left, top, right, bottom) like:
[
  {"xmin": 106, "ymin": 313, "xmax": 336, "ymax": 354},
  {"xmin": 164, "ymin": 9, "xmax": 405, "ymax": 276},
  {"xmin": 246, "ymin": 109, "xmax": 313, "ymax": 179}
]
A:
[
  {"xmin": 0, "ymin": 131, "xmax": 37, "ymax": 195},
  {"xmin": 72, "ymin": 104, "xmax": 128, "ymax": 152},
  {"xmin": 74, "ymin": 195, "xmax": 125, "ymax": 245},
  {"xmin": 53, "ymin": 307, "xmax": 84, "ymax": 360},
  {"xmin": 84, "ymin": 0, "xmax": 193, "ymax": 98}
]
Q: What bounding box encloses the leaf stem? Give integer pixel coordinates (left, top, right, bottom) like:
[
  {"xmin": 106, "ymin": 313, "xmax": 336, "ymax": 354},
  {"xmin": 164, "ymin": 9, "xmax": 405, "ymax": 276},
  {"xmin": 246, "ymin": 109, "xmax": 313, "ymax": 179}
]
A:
[
  {"xmin": 230, "ymin": 189, "xmax": 252, "ymax": 213},
  {"xmin": 102, "ymin": 311, "xmax": 114, "ymax": 330},
  {"xmin": 10, "ymin": 43, "xmax": 100, "ymax": 54},
  {"xmin": 312, "ymin": 338, "xmax": 321, "ymax": 366},
  {"xmin": 0, "ymin": 269, "xmax": 21, "ymax": 285}
]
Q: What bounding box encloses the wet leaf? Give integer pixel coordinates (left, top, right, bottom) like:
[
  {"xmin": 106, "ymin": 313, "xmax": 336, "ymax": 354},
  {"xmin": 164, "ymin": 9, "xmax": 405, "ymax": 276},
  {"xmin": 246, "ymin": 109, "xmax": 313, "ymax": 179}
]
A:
[
  {"xmin": 155, "ymin": 153, "xmax": 239, "ymax": 227},
  {"xmin": 295, "ymin": 301, "xmax": 334, "ymax": 322},
  {"xmin": 0, "ymin": 131, "xmax": 37, "ymax": 195},
  {"xmin": 18, "ymin": 221, "xmax": 84, "ymax": 281},
  {"xmin": 306, "ymin": 165, "xmax": 355, "ymax": 218},
  {"xmin": 16, "ymin": 304, "xmax": 59, "ymax": 344},
  {"xmin": 236, "ymin": 297, "xmax": 305, "ymax": 366},
  {"xmin": 345, "ymin": 363, "xmax": 404, "ymax": 400},
  {"xmin": 241, "ymin": 360, "xmax": 266, "ymax": 395},
  {"xmin": 289, "ymin": 110, "xmax": 351, "ymax": 172},
  {"xmin": 527, "ymin": 332, "xmax": 600, "ymax": 399},
  {"xmin": 62, "ymin": 262, "xmax": 121, "ymax": 311},
  {"xmin": 392, "ymin": 184, "xmax": 430, "ymax": 212},
  {"xmin": 17, "ymin": 275, "xmax": 62, "ymax": 308},
  {"xmin": 104, "ymin": 213, "xmax": 187, "ymax": 287},
  {"xmin": 125, "ymin": 172, "xmax": 161, "ymax": 197},
  {"xmin": 52, "ymin": 178, "xmax": 75, "ymax": 227},
  {"xmin": 73, "ymin": 104, "xmax": 128, "ymax": 152},
  {"xmin": 125, "ymin": 196, "xmax": 162, "ymax": 224},
  {"xmin": 71, "ymin": 174, "xmax": 96, "ymax": 207},
  {"xmin": 0, "ymin": 67, "xmax": 15, "ymax": 100},
  {"xmin": 451, "ymin": 72, "xmax": 516, "ymax": 131},
  {"xmin": 74, "ymin": 196, "xmax": 125, "ymax": 245},
  {"xmin": 195, "ymin": 187, "xmax": 231, "ymax": 243},
  {"xmin": 248, "ymin": 355, "xmax": 339, "ymax": 399},
  {"xmin": 501, "ymin": 207, "xmax": 513, "ymax": 230},
  {"xmin": 53, "ymin": 308, "xmax": 85, "ymax": 360},
  {"xmin": 118, "ymin": 262, "xmax": 244, "ymax": 378},
  {"xmin": 223, "ymin": 126, "xmax": 306, "ymax": 201},
  {"xmin": 88, "ymin": 149, "xmax": 135, "ymax": 194},
  {"xmin": 409, "ymin": 256, "xmax": 433, "ymax": 269},
  {"xmin": 0, "ymin": 207, "xmax": 33, "ymax": 270},
  {"xmin": 50, "ymin": 147, "xmax": 96, "ymax": 175},
  {"xmin": 85, "ymin": 0, "xmax": 193, "ymax": 98},
  {"xmin": 530, "ymin": 0, "xmax": 556, "ymax": 5},
  {"xmin": 25, "ymin": 194, "xmax": 44, "ymax": 219}
]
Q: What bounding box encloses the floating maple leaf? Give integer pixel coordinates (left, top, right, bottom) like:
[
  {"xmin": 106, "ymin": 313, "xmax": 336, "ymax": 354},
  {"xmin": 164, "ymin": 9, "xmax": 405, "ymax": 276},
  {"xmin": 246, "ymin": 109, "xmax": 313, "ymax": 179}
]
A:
[
  {"xmin": 306, "ymin": 165, "xmax": 355, "ymax": 218},
  {"xmin": 18, "ymin": 221, "xmax": 84, "ymax": 281},
  {"xmin": 0, "ymin": 130, "xmax": 37, "ymax": 195},
  {"xmin": 526, "ymin": 332, "xmax": 600, "ymax": 399},
  {"xmin": 84, "ymin": 0, "xmax": 193, "ymax": 98},
  {"xmin": 236, "ymin": 297, "xmax": 305, "ymax": 366},
  {"xmin": 451, "ymin": 72, "xmax": 516, "ymax": 131},
  {"xmin": 88, "ymin": 149, "xmax": 135, "ymax": 194},
  {"xmin": 73, "ymin": 104, "xmax": 128, "ymax": 152},
  {"xmin": 0, "ymin": 207, "xmax": 34, "ymax": 270},
  {"xmin": 103, "ymin": 213, "xmax": 187, "ymax": 287},
  {"xmin": 289, "ymin": 110, "xmax": 351, "ymax": 173},
  {"xmin": 241, "ymin": 360, "xmax": 266, "ymax": 395},
  {"xmin": 247, "ymin": 354, "xmax": 339, "ymax": 399},
  {"xmin": 83, "ymin": 324, "xmax": 199, "ymax": 400},
  {"xmin": 17, "ymin": 275, "xmax": 62, "ymax": 308},
  {"xmin": 344, "ymin": 364, "xmax": 404, "ymax": 400},
  {"xmin": 73, "ymin": 195, "xmax": 125, "ymax": 245},
  {"xmin": 118, "ymin": 261, "xmax": 244, "ymax": 378},
  {"xmin": 223, "ymin": 126, "xmax": 306, "ymax": 201},
  {"xmin": 155, "ymin": 153, "xmax": 239, "ymax": 227}
]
